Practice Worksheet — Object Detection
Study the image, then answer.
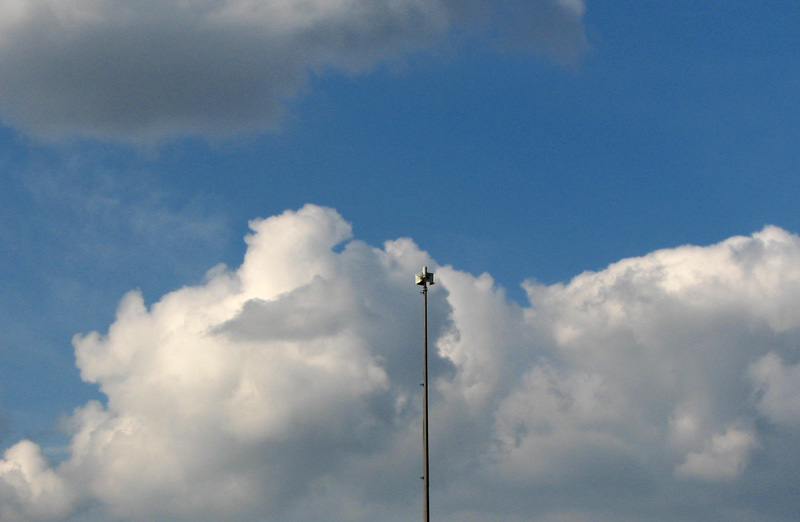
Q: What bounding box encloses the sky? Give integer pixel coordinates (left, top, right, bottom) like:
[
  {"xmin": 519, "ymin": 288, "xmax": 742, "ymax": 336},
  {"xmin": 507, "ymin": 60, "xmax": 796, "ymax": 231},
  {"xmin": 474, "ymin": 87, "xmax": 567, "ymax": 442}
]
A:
[{"xmin": 2, "ymin": 1, "xmax": 800, "ymax": 521}]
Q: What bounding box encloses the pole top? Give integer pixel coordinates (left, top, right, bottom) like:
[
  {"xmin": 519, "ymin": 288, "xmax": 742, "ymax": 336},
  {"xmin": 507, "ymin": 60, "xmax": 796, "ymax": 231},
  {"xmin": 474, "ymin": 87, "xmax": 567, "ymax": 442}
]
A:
[{"xmin": 415, "ymin": 266, "xmax": 435, "ymax": 286}]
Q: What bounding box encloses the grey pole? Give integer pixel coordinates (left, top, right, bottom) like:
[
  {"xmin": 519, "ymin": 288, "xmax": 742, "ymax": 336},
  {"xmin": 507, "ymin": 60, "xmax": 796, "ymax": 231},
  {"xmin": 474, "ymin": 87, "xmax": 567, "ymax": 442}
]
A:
[{"xmin": 415, "ymin": 266, "xmax": 435, "ymax": 522}]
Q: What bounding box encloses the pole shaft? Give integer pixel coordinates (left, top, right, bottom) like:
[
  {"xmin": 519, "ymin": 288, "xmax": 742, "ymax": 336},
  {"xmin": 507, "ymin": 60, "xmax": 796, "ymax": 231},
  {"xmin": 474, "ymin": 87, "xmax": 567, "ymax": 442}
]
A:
[{"xmin": 422, "ymin": 284, "xmax": 430, "ymax": 522}]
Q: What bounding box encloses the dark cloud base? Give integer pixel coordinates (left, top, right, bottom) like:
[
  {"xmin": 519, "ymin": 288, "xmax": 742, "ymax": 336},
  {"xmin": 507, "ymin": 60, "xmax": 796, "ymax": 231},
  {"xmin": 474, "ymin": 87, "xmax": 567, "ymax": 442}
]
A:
[{"xmin": 0, "ymin": 0, "xmax": 587, "ymax": 142}]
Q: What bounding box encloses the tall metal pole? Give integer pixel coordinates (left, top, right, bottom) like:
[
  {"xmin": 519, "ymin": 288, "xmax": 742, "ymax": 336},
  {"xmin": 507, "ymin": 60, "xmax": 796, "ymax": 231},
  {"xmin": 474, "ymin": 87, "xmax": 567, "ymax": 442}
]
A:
[
  {"xmin": 422, "ymin": 281, "xmax": 430, "ymax": 522},
  {"xmin": 415, "ymin": 266, "xmax": 434, "ymax": 522}
]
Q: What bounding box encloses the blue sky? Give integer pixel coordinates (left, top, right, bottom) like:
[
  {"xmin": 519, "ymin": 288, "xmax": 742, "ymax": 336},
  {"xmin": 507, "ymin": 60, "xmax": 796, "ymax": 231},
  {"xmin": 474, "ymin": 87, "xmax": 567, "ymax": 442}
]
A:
[{"xmin": 2, "ymin": 2, "xmax": 800, "ymax": 521}]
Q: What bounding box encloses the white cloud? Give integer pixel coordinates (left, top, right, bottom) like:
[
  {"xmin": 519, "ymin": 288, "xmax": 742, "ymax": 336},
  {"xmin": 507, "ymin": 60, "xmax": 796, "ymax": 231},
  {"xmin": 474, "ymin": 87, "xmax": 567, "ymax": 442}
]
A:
[
  {"xmin": 4, "ymin": 206, "xmax": 800, "ymax": 521},
  {"xmin": 674, "ymin": 426, "xmax": 758, "ymax": 481},
  {"xmin": 0, "ymin": 0, "xmax": 587, "ymax": 142},
  {"xmin": 750, "ymin": 352, "xmax": 800, "ymax": 428},
  {"xmin": 0, "ymin": 441, "xmax": 73, "ymax": 522}
]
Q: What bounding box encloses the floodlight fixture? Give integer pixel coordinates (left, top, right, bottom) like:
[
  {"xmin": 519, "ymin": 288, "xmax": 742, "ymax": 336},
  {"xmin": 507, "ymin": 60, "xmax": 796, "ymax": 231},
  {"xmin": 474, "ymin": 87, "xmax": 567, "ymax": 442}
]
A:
[{"xmin": 416, "ymin": 266, "xmax": 435, "ymax": 286}]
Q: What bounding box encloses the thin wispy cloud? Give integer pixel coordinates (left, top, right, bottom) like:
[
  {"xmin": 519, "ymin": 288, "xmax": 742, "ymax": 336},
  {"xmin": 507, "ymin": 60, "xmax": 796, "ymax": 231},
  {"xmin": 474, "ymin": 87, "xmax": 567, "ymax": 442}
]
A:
[{"xmin": 3, "ymin": 205, "xmax": 800, "ymax": 521}]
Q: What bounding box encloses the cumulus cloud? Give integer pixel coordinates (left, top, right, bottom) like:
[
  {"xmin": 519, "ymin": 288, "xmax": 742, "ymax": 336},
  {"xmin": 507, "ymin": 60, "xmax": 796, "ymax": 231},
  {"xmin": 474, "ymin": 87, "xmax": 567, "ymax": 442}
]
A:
[
  {"xmin": 4, "ymin": 207, "xmax": 800, "ymax": 521},
  {"xmin": 0, "ymin": 441, "xmax": 73, "ymax": 521},
  {"xmin": 750, "ymin": 353, "xmax": 800, "ymax": 428},
  {"xmin": 674, "ymin": 426, "xmax": 758, "ymax": 481},
  {"xmin": 0, "ymin": 0, "xmax": 587, "ymax": 142}
]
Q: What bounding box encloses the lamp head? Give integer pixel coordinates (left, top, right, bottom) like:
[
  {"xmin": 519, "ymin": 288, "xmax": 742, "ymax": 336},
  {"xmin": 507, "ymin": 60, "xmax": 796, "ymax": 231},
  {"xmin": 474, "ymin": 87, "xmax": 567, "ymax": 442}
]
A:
[{"xmin": 415, "ymin": 266, "xmax": 435, "ymax": 286}]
